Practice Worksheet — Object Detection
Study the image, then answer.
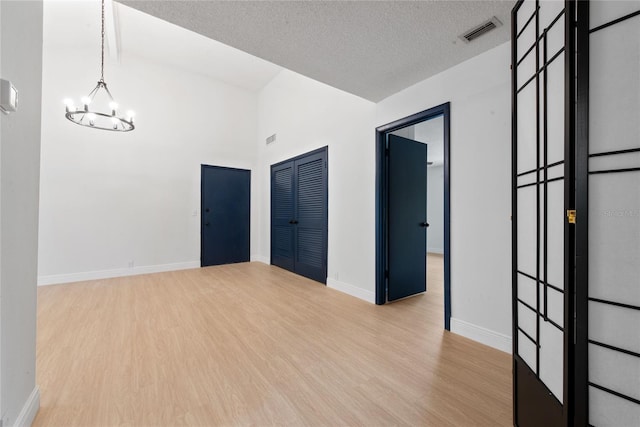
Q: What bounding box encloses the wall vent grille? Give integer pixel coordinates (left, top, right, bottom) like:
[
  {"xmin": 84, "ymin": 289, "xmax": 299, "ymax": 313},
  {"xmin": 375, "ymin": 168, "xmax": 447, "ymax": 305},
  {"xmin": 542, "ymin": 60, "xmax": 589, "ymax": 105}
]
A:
[
  {"xmin": 266, "ymin": 134, "xmax": 277, "ymax": 145},
  {"xmin": 460, "ymin": 17, "xmax": 502, "ymax": 43}
]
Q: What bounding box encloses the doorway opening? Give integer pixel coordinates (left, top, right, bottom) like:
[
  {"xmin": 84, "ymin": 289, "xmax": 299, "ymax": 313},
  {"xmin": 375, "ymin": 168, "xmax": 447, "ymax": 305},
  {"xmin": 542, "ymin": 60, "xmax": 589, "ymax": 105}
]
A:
[{"xmin": 375, "ymin": 103, "xmax": 451, "ymax": 330}]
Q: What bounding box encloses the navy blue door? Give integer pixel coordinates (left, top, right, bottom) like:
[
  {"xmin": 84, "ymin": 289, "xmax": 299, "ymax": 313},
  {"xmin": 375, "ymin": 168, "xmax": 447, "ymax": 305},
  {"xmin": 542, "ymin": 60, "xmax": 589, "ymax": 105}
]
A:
[
  {"xmin": 293, "ymin": 151, "xmax": 328, "ymax": 283},
  {"xmin": 201, "ymin": 165, "xmax": 250, "ymax": 267},
  {"xmin": 271, "ymin": 161, "xmax": 295, "ymax": 271},
  {"xmin": 388, "ymin": 135, "xmax": 428, "ymax": 301},
  {"xmin": 271, "ymin": 147, "xmax": 327, "ymax": 283}
]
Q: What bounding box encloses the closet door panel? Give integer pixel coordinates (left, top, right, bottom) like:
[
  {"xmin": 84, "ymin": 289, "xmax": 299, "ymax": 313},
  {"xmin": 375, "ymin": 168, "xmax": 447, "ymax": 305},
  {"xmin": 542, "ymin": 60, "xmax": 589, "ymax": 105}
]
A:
[
  {"xmin": 294, "ymin": 151, "xmax": 327, "ymax": 283},
  {"xmin": 271, "ymin": 162, "xmax": 295, "ymax": 270}
]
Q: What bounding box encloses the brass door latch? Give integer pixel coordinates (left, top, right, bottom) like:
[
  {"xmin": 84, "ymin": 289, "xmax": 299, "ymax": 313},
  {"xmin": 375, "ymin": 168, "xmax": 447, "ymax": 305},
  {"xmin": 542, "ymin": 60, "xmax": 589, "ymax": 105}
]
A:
[{"xmin": 567, "ymin": 209, "xmax": 576, "ymax": 224}]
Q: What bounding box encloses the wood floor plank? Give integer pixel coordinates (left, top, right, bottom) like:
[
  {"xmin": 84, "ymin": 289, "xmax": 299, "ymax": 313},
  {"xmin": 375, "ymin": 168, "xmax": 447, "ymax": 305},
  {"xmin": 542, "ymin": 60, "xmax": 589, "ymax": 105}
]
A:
[{"xmin": 34, "ymin": 257, "xmax": 511, "ymax": 426}]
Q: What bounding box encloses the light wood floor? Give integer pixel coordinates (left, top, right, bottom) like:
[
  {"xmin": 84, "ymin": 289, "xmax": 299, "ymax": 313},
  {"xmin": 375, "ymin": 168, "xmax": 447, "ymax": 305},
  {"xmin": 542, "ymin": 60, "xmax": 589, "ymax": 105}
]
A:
[{"xmin": 34, "ymin": 256, "xmax": 511, "ymax": 426}]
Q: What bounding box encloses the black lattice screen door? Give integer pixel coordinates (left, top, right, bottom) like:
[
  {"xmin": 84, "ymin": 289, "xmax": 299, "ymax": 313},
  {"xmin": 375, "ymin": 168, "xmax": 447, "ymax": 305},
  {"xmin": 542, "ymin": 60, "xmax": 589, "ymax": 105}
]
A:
[
  {"xmin": 512, "ymin": 1, "xmax": 570, "ymax": 425},
  {"xmin": 576, "ymin": 1, "xmax": 640, "ymax": 425},
  {"xmin": 514, "ymin": 1, "xmax": 640, "ymax": 426}
]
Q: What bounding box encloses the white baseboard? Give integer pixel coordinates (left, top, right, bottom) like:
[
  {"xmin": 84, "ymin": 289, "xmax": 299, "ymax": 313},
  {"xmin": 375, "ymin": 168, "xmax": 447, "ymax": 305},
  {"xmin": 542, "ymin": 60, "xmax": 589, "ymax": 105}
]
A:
[
  {"xmin": 14, "ymin": 386, "xmax": 39, "ymax": 427},
  {"xmin": 327, "ymin": 278, "xmax": 375, "ymax": 304},
  {"xmin": 250, "ymin": 254, "xmax": 270, "ymax": 264},
  {"xmin": 450, "ymin": 317, "xmax": 512, "ymax": 353},
  {"xmin": 37, "ymin": 261, "xmax": 200, "ymax": 286}
]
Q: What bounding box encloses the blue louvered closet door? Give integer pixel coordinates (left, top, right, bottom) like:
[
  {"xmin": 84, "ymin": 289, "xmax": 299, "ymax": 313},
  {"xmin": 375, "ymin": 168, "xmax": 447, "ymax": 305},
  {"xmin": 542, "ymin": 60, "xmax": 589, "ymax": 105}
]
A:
[
  {"xmin": 271, "ymin": 147, "xmax": 328, "ymax": 284},
  {"xmin": 271, "ymin": 161, "xmax": 295, "ymax": 271}
]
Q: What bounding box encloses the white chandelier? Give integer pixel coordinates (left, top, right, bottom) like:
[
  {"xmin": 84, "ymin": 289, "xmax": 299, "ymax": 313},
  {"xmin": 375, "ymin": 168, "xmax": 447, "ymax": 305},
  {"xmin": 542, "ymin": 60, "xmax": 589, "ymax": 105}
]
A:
[{"xmin": 64, "ymin": 0, "xmax": 135, "ymax": 132}]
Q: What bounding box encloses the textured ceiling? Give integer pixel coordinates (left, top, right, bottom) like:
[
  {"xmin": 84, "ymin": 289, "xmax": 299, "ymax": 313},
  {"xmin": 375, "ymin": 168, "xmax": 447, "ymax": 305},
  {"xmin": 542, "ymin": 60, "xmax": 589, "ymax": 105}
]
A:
[
  {"xmin": 120, "ymin": 0, "xmax": 514, "ymax": 102},
  {"xmin": 44, "ymin": 0, "xmax": 283, "ymax": 93}
]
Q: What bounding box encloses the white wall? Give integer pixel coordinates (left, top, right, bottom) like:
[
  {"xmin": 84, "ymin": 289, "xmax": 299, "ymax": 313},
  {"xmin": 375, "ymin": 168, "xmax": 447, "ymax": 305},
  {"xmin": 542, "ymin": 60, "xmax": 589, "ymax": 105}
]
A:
[
  {"xmin": 257, "ymin": 70, "xmax": 376, "ymax": 301},
  {"xmin": 414, "ymin": 116, "xmax": 445, "ymax": 254},
  {"xmin": 414, "ymin": 115, "xmax": 444, "ymax": 165},
  {"xmin": 426, "ymin": 165, "xmax": 444, "ymax": 254},
  {"xmin": 1, "ymin": 1, "xmax": 43, "ymax": 425},
  {"xmin": 377, "ymin": 42, "xmax": 513, "ymax": 351},
  {"xmin": 390, "ymin": 126, "xmax": 414, "ymax": 140},
  {"xmin": 0, "ymin": 0, "xmax": 3, "ymax": 418},
  {"xmin": 38, "ymin": 47, "xmax": 260, "ymax": 284},
  {"xmin": 0, "ymin": 0, "xmax": 3, "ymax": 415},
  {"xmin": 39, "ymin": 16, "xmax": 512, "ymax": 352}
]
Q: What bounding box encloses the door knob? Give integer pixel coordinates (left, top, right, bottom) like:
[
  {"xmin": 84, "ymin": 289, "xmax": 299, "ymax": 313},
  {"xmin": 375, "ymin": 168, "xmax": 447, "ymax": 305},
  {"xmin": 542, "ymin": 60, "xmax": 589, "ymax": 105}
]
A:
[
  {"xmin": 205, "ymin": 208, "xmax": 210, "ymax": 213},
  {"xmin": 420, "ymin": 222, "xmax": 430, "ymax": 227}
]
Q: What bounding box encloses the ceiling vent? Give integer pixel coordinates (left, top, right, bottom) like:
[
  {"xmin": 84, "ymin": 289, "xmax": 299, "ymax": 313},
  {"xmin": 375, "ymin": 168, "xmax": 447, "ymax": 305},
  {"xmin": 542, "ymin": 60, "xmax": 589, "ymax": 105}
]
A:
[{"xmin": 459, "ymin": 17, "xmax": 503, "ymax": 43}]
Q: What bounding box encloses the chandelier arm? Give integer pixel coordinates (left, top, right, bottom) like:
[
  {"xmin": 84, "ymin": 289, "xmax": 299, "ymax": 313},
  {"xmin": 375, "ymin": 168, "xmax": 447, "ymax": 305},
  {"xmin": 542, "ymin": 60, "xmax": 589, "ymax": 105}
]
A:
[
  {"xmin": 101, "ymin": 84, "xmax": 116, "ymax": 102},
  {"xmin": 87, "ymin": 82, "xmax": 101, "ymax": 99}
]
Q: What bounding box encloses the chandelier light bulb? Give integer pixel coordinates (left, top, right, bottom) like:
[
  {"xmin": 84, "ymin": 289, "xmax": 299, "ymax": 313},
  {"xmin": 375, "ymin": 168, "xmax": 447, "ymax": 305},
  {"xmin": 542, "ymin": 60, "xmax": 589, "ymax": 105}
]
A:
[
  {"xmin": 81, "ymin": 96, "xmax": 92, "ymax": 106},
  {"xmin": 64, "ymin": 98, "xmax": 75, "ymax": 113},
  {"xmin": 109, "ymin": 101, "xmax": 118, "ymax": 111}
]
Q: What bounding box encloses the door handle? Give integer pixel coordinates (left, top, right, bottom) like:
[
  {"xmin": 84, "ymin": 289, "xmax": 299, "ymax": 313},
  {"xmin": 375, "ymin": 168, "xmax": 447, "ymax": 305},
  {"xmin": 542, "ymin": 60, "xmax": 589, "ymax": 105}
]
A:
[
  {"xmin": 289, "ymin": 220, "xmax": 299, "ymax": 224},
  {"xmin": 420, "ymin": 222, "xmax": 429, "ymax": 227}
]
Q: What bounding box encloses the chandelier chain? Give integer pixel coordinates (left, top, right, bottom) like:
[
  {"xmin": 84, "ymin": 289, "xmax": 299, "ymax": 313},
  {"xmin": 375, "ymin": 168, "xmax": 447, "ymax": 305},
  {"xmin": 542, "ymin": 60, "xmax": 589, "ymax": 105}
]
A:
[{"xmin": 100, "ymin": 0, "xmax": 105, "ymax": 82}]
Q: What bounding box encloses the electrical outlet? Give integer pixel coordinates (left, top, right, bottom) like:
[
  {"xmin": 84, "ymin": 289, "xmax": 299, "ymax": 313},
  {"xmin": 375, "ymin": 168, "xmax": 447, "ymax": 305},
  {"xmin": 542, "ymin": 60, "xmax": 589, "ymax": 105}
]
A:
[{"xmin": 0, "ymin": 78, "xmax": 18, "ymax": 114}]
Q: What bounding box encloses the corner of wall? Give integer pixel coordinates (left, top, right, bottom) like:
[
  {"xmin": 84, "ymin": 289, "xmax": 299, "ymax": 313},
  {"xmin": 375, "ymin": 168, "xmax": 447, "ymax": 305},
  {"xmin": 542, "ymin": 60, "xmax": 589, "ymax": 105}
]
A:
[
  {"xmin": 12, "ymin": 386, "xmax": 39, "ymax": 427},
  {"xmin": 250, "ymin": 254, "xmax": 270, "ymax": 264},
  {"xmin": 326, "ymin": 278, "xmax": 375, "ymax": 304},
  {"xmin": 1, "ymin": 0, "xmax": 43, "ymax": 424},
  {"xmin": 450, "ymin": 317, "xmax": 512, "ymax": 353}
]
